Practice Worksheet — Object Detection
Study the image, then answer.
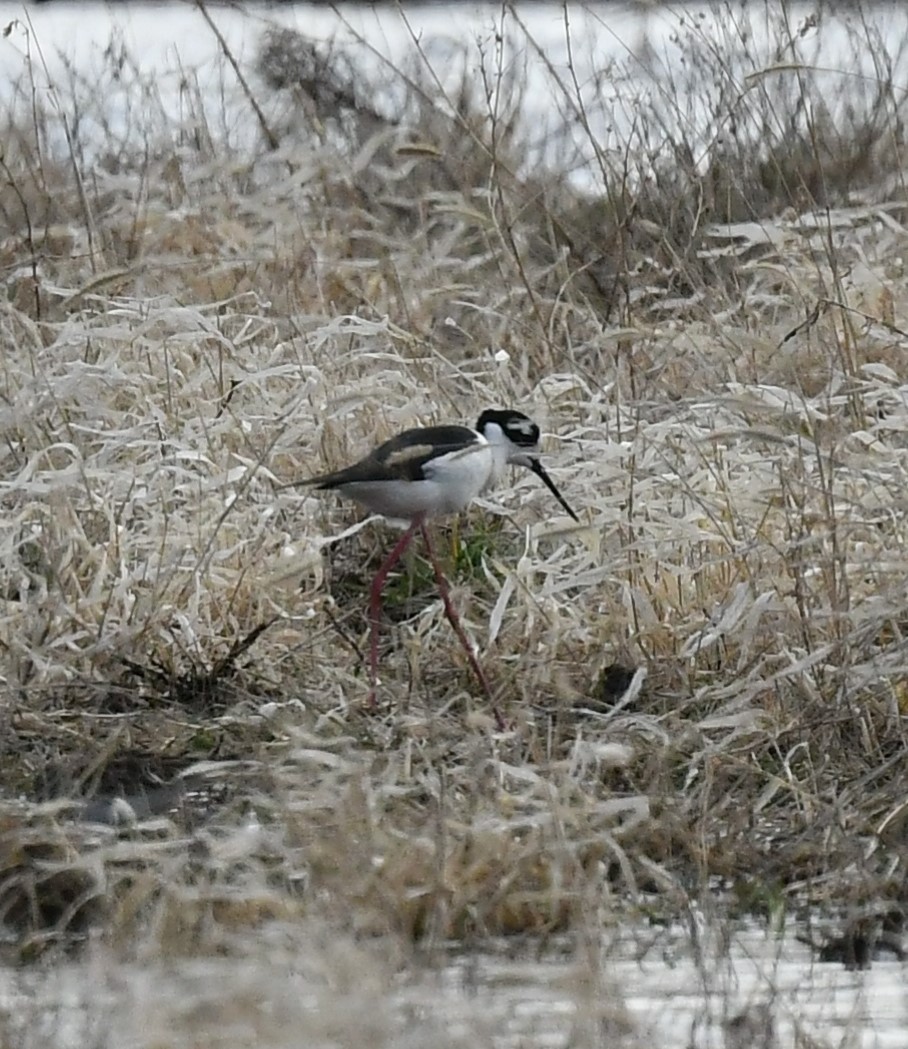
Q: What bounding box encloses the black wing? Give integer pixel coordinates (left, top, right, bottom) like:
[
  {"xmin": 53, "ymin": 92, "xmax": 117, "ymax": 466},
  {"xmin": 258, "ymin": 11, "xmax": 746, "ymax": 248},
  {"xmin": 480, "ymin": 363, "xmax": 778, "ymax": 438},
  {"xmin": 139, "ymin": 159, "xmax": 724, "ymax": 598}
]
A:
[{"xmin": 306, "ymin": 425, "xmax": 479, "ymax": 488}]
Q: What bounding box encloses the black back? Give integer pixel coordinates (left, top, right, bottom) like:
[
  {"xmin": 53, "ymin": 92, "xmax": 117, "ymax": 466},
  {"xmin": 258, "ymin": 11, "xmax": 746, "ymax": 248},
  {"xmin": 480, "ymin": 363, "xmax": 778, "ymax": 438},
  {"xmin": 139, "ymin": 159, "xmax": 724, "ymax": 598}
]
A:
[{"xmin": 310, "ymin": 424, "xmax": 479, "ymax": 488}]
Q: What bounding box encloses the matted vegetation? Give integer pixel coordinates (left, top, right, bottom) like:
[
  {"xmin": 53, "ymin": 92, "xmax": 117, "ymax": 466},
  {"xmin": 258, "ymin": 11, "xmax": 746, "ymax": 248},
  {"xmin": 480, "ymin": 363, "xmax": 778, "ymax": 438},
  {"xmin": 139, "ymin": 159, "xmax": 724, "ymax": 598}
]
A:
[{"xmin": 1, "ymin": 0, "xmax": 907, "ymax": 1044}]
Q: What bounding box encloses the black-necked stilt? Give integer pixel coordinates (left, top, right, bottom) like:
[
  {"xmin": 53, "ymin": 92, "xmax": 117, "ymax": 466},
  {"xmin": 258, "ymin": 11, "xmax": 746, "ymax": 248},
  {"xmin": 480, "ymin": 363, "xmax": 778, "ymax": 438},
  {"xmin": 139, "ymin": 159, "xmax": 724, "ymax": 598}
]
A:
[{"xmin": 288, "ymin": 409, "xmax": 578, "ymax": 722}]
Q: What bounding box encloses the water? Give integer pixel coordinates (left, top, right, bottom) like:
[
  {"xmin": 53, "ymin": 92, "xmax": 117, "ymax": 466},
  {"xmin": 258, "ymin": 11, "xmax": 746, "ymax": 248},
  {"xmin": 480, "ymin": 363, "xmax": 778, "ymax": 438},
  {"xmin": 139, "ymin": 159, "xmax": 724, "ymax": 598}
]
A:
[
  {"xmin": 4, "ymin": 2, "xmax": 908, "ymax": 187},
  {"xmin": 5, "ymin": 925, "xmax": 906, "ymax": 1048}
]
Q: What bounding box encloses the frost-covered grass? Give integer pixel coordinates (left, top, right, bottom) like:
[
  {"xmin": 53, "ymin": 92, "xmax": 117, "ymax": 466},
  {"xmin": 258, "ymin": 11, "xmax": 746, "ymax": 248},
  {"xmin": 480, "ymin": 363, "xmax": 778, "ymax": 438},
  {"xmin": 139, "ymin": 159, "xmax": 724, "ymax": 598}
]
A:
[{"xmin": 0, "ymin": 2, "xmax": 907, "ymax": 1046}]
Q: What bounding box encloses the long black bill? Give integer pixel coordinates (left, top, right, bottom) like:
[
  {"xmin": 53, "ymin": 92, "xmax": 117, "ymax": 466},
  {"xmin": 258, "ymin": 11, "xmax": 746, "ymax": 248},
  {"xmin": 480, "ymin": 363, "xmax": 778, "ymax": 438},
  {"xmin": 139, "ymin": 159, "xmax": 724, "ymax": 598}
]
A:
[{"xmin": 527, "ymin": 459, "xmax": 579, "ymax": 522}]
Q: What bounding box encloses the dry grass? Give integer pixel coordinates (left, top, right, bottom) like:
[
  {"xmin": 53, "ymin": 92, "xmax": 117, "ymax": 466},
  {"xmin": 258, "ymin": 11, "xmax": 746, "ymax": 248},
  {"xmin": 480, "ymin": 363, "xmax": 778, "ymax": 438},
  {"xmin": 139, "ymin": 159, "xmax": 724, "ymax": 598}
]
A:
[{"xmin": 1, "ymin": 0, "xmax": 907, "ymax": 1044}]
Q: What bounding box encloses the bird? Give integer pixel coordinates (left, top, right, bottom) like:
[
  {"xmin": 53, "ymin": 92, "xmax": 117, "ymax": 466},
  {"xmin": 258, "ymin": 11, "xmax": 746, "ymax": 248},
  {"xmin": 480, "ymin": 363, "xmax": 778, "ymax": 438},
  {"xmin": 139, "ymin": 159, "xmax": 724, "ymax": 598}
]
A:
[{"xmin": 286, "ymin": 408, "xmax": 578, "ymax": 725}]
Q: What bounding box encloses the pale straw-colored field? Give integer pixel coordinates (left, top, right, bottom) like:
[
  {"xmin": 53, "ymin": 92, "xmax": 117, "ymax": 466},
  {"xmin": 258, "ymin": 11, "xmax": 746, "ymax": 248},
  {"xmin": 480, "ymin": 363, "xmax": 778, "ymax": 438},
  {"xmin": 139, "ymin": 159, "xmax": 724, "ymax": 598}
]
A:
[{"xmin": 1, "ymin": 3, "xmax": 906, "ymax": 1045}]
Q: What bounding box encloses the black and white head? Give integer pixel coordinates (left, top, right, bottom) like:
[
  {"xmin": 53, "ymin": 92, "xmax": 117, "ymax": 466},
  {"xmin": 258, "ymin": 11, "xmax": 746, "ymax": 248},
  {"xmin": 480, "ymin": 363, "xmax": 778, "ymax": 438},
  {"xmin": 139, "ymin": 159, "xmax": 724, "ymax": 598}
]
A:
[
  {"xmin": 476, "ymin": 408, "xmax": 578, "ymax": 521},
  {"xmin": 476, "ymin": 409, "xmax": 541, "ymax": 467}
]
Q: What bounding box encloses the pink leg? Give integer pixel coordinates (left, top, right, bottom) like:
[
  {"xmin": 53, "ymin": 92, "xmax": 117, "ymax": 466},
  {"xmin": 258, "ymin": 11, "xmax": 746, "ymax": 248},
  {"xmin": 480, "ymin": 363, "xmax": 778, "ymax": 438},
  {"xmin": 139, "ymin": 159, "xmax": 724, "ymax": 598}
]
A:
[
  {"xmin": 368, "ymin": 519, "xmax": 420, "ymax": 706},
  {"xmin": 419, "ymin": 523, "xmax": 504, "ymax": 730}
]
